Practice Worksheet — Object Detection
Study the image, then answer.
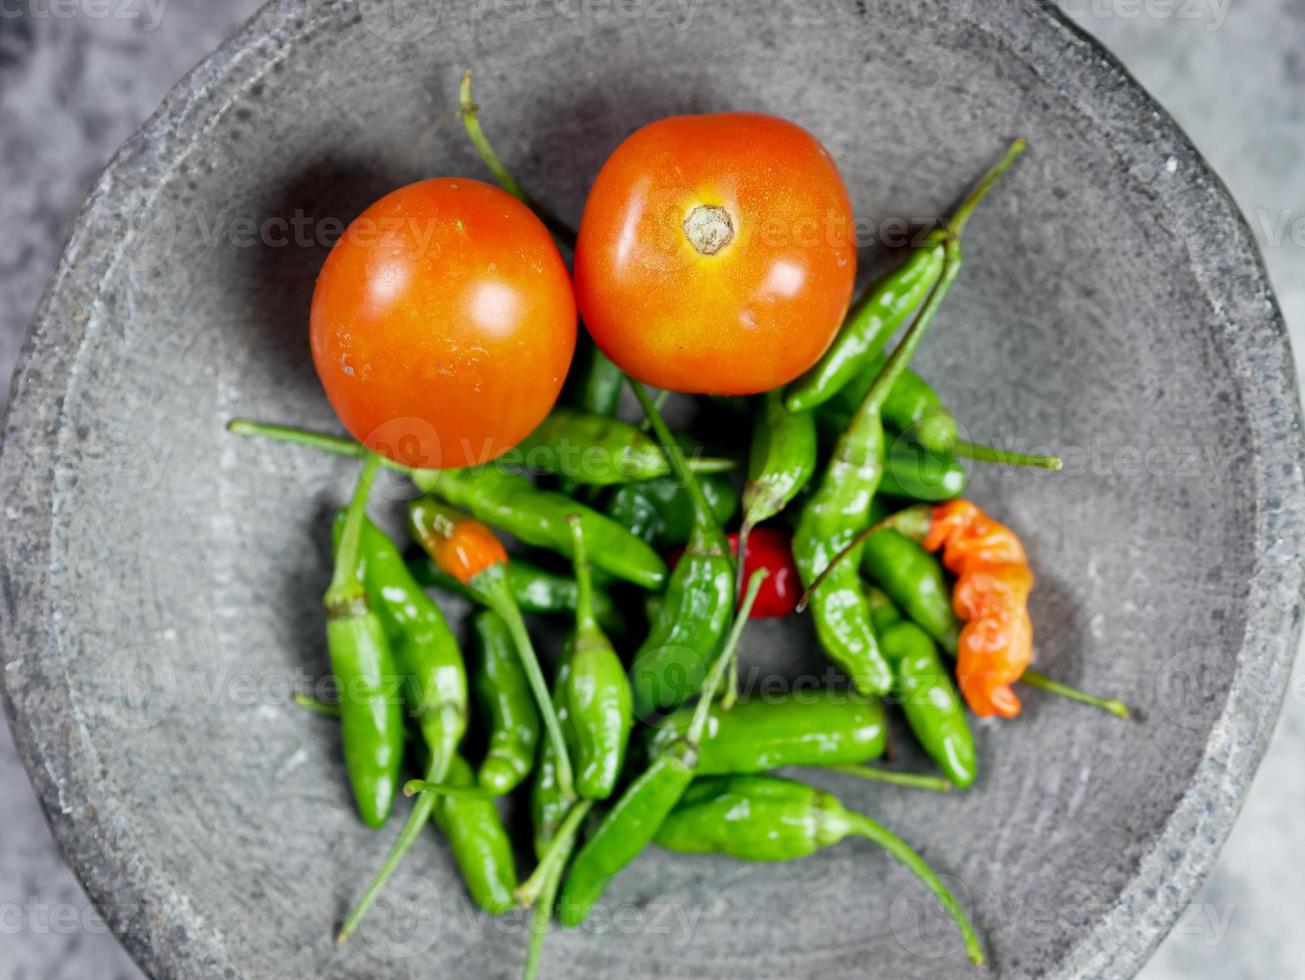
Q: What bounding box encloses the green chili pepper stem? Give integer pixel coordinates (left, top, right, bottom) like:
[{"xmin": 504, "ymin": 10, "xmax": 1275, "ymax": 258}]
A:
[
  {"xmin": 516, "ymin": 798, "xmax": 594, "ymax": 908},
  {"xmin": 324, "ymin": 454, "xmax": 380, "ymax": 611},
  {"xmin": 457, "ymin": 70, "xmax": 575, "ymax": 248},
  {"xmin": 477, "ymin": 570, "xmax": 577, "ymax": 801},
  {"xmin": 630, "ymin": 382, "xmax": 720, "ymax": 535},
  {"xmin": 830, "ymin": 806, "xmax": 984, "ymax": 966},
  {"xmin": 228, "ymin": 418, "xmax": 404, "ymax": 469},
  {"xmin": 292, "ymin": 693, "xmax": 340, "ymax": 719},
  {"xmin": 1019, "ymin": 669, "xmax": 1131, "ymax": 719},
  {"xmin": 942, "ymin": 138, "xmax": 1026, "ymax": 240},
  {"xmin": 797, "ymin": 504, "xmax": 936, "ymax": 611},
  {"xmin": 566, "ymin": 515, "xmax": 599, "ymax": 636},
  {"xmin": 523, "ymin": 847, "xmax": 565, "ymax": 980},
  {"xmin": 685, "ymin": 569, "xmax": 768, "ymax": 748},
  {"xmin": 401, "ymin": 779, "xmax": 496, "ymax": 800},
  {"xmin": 951, "ymin": 440, "xmax": 1062, "ymax": 470},
  {"xmin": 638, "ymin": 389, "xmax": 671, "ymax": 433},
  {"xmin": 821, "ymin": 764, "xmax": 954, "ymax": 794},
  {"xmin": 337, "ymin": 756, "xmax": 455, "ymax": 945}
]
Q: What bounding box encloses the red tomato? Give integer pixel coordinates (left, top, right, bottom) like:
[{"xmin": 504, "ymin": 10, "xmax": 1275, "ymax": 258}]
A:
[
  {"xmin": 310, "ymin": 178, "xmax": 576, "ymax": 469},
  {"xmin": 573, "ymin": 112, "xmax": 856, "ymax": 395}
]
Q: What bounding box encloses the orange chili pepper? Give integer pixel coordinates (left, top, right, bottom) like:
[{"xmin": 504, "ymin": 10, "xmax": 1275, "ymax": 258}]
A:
[
  {"xmin": 411, "ymin": 501, "xmax": 508, "ymax": 585},
  {"xmin": 923, "ymin": 500, "xmax": 1034, "ymax": 719}
]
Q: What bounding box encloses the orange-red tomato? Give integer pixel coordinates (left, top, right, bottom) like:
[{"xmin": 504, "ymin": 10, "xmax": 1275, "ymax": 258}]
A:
[
  {"xmin": 310, "ymin": 178, "xmax": 576, "ymax": 469},
  {"xmin": 573, "ymin": 112, "xmax": 856, "ymax": 395}
]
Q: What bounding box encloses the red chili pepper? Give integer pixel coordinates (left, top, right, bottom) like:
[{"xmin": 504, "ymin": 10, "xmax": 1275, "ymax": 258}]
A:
[{"xmin": 669, "ymin": 527, "xmax": 799, "ymax": 618}]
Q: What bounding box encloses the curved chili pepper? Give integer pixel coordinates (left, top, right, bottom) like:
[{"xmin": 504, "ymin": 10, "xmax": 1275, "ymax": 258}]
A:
[
  {"xmin": 226, "ymin": 419, "xmax": 668, "ymax": 590},
  {"xmin": 627, "ymin": 382, "xmax": 736, "ymax": 718},
  {"xmin": 866, "ymin": 587, "xmax": 976, "ymax": 787},
  {"xmin": 561, "ymin": 516, "xmax": 632, "ymax": 800},
  {"xmin": 785, "ymin": 139, "xmax": 1024, "ymax": 415},
  {"xmin": 557, "ymin": 571, "xmax": 768, "ymax": 927},
  {"xmin": 471, "ymin": 609, "xmax": 540, "ymax": 795},
  {"xmin": 322, "ymin": 455, "xmax": 404, "ymax": 830},
  {"xmin": 430, "ymin": 754, "xmax": 518, "ymax": 915},
  {"xmin": 409, "ymin": 498, "xmax": 575, "ymax": 800},
  {"xmin": 332, "ymin": 514, "xmax": 470, "ymax": 944},
  {"xmin": 606, "ymin": 465, "xmax": 738, "ymax": 549},
  {"xmin": 511, "ymin": 407, "xmax": 735, "ymax": 485},
  {"xmin": 922, "ymin": 499, "xmax": 1034, "ymax": 719},
  {"xmin": 793, "ymin": 235, "xmax": 961, "ymax": 696},
  {"xmin": 410, "ymin": 553, "xmax": 627, "ymax": 635},
  {"xmin": 647, "ymin": 689, "xmax": 887, "ymax": 774},
  {"xmin": 654, "ymin": 774, "xmax": 984, "ymax": 965}
]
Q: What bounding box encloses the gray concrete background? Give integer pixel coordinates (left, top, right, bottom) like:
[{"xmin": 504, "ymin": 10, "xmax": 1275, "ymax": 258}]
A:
[{"xmin": 0, "ymin": 1, "xmax": 1300, "ymax": 977}]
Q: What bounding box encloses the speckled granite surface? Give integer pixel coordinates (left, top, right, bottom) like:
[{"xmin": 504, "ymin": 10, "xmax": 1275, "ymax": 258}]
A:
[{"xmin": 0, "ymin": 2, "xmax": 1300, "ymax": 978}]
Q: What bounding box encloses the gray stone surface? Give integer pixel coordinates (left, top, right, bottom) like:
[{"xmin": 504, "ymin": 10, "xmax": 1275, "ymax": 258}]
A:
[{"xmin": 0, "ymin": 1, "xmax": 1301, "ymax": 978}]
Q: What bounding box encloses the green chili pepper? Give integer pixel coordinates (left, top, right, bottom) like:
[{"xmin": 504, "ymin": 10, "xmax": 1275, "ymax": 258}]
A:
[
  {"xmin": 860, "ymin": 522, "xmax": 961, "ymax": 650},
  {"xmin": 866, "ymin": 588, "xmax": 976, "ymax": 788},
  {"xmin": 509, "ymin": 408, "xmax": 735, "ymax": 486},
  {"xmin": 409, "ymin": 554, "xmax": 626, "ymax": 636},
  {"xmin": 331, "ymin": 514, "xmax": 471, "ymax": 944},
  {"xmin": 785, "ymin": 139, "xmax": 1025, "ymax": 415},
  {"xmin": 333, "ymin": 516, "xmax": 468, "ymax": 777},
  {"xmin": 322, "ymin": 455, "xmax": 404, "ymax": 829},
  {"xmin": 430, "ymin": 754, "xmax": 519, "ymax": 915},
  {"xmin": 647, "ymin": 690, "xmax": 886, "ymax": 774},
  {"xmin": 557, "ymin": 570, "xmax": 768, "ymax": 928},
  {"xmin": 606, "ymin": 468, "xmax": 738, "ymax": 549},
  {"xmin": 879, "ymin": 439, "xmax": 969, "ymax": 501},
  {"xmin": 416, "ymin": 466, "xmax": 666, "ymax": 590},
  {"xmin": 742, "ymin": 392, "xmax": 819, "ymax": 530},
  {"xmin": 471, "ymin": 609, "xmax": 541, "ymax": 795},
  {"xmin": 793, "ymin": 235, "xmax": 962, "ymax": 697},
  {"xmin": 561, "ymin": 516, "xmax": 632, "ymax": 800},
  {"xmin": 738, "ymin": 390, "xmax": 818, "ymax": 596},
  {"xmin": 226, "ymin": 419, "xmax": 668, "ymax": 590},
  {"xmin": 627, "ymin": 383, "xmax": 736, "ymax": 717},
  {"xmin": 654, "ymin": 774, "xmax": 984, "ymax": 965}
]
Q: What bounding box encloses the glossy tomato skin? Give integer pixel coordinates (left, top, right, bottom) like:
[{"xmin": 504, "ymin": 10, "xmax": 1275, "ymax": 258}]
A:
[
  {"xmin": 574, "ymin": 113, "xmax": 856, "ymax": 395},
  {"xmin": 311, "ymin": 178, "xmax": 576, "ymax": 469}
]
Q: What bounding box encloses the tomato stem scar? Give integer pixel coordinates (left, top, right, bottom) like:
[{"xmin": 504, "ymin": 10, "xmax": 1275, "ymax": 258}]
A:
[{"xmin": 683, "ymin": 204, "xmax": 734, "ymax": 255}]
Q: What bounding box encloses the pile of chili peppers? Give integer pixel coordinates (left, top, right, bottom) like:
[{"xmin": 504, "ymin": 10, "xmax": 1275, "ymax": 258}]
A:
[{"xmin": 227, "ymin": 78, "xmax": 1131, "ymax": 979}]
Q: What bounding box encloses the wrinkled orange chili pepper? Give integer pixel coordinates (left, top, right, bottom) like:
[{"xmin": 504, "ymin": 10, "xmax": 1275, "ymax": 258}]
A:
[
  {"xmin": 415, "ymin": 507, "xmax": 508, "ymax": 586},
  {"xmin": 923, "ymin": 500, "xmax": 1034, "ymax": 719}
]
